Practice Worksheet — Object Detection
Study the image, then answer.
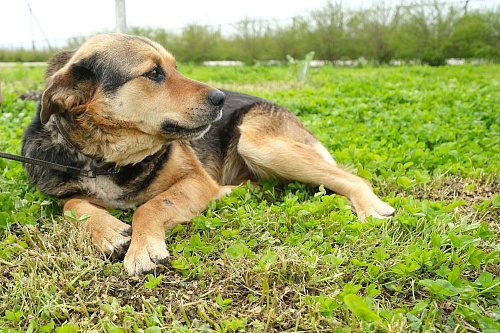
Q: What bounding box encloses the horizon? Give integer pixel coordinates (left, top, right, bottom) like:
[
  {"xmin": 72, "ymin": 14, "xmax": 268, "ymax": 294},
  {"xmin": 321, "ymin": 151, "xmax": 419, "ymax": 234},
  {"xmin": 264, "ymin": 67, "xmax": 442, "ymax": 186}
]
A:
[{"xmin": 1, "ymin": 0, "xmax": 499, "ymax": 50}]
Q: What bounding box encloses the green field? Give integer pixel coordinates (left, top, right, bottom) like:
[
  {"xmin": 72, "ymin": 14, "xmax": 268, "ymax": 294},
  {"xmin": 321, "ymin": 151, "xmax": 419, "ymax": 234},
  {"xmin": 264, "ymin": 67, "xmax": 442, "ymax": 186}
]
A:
[{"xmin": 0, "ymin": 64, "xmax": 499, "ymax": 332}]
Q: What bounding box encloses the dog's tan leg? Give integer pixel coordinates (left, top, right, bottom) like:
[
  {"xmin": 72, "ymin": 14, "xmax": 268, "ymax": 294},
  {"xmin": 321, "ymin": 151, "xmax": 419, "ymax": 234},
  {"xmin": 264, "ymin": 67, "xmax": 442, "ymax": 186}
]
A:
[
  {"xmin": 237, "ymin": 129, "xmax": 395, "ymax": 220},
  {"xmin": 64, "ymin": 198, "xmax": 132, "ymax": 258},
  {"xmin": 212, "ymin": 185, "xmax": 239, "ymax": 201},
  {"xmin": 123, "ymin": 174, "xmax": 230, "ymax": 276}
]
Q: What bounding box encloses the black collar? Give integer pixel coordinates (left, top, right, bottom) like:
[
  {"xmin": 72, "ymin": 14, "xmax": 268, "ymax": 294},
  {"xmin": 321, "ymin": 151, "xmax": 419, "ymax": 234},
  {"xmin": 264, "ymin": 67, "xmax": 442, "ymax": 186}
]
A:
[{"xmin": 1, "ymin": 117, "xmax": 171, "ymax": 179}]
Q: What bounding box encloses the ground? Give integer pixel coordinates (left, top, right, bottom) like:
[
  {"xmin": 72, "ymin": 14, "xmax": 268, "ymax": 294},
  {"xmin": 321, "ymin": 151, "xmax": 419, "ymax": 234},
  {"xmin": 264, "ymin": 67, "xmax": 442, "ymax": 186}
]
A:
[{"xmin": 0, "ymin": 63, "xmax": 499, "ymax": 332}]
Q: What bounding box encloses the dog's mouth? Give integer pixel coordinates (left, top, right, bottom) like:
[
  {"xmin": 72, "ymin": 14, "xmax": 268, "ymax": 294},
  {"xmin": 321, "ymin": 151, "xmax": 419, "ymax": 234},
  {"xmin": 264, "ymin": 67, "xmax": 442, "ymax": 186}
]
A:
[
  {"xmin": 161, "ymin": 123, "xmax": 211, "ymax": 139},
  {"xmin": 161, "ymin": 109, "xmax": 222, "ymax": 140}
]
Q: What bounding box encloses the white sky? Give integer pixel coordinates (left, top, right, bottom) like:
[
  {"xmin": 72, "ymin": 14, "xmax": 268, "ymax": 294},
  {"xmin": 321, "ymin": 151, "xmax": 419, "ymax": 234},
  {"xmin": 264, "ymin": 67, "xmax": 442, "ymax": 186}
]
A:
[
  {"xmin": 0, "ymin": 0, "xmax": 336, "ymax": 48},
  {"xmin": 0, "ymin": 0, "xmax": 498, "ymax": 49}
]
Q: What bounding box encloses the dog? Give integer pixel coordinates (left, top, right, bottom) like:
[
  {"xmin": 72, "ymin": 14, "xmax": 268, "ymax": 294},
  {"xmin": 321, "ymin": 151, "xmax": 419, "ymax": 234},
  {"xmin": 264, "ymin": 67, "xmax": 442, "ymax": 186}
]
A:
[{"xmin": 21, "ymin": 33, "xmax": 395, "ymax": 276}]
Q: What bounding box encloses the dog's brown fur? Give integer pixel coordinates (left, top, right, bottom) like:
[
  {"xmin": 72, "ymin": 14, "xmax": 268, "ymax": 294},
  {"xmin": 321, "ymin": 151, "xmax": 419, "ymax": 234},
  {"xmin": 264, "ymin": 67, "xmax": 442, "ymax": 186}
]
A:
[{"xmin": 22, "ymin": 34, "xmax": 395, "ymax": 276}]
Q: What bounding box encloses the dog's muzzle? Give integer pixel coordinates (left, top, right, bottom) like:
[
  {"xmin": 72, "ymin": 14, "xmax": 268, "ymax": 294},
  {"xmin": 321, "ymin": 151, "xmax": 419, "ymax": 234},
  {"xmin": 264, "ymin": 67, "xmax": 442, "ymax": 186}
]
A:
[
  {"xmin": 160, "ymin": 90, "xmax": 225, "ymax": 140},
  {"xmin": 208, "ymin": 90, "xmax": 226, "ymax": 109}
]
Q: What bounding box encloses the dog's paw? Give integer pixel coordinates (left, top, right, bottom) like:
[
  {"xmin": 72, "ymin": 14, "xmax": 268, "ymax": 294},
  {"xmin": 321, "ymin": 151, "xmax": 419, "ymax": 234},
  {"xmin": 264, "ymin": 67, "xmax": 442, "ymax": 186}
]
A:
[
  {"xmin": 357, "ymin": 204, "xmax": 395, "ymax": 221},
  {"xmin": 91, "ymin": 220, "xmax": 132, "ymax": 259},
  {"xmin": 211, "ymin": 185, "xmax": 239, "ymax": 201},
  {"xmin": 355, "ymin": 195, "xmax": 395, "ymax": 221},
  {"xmin": 123, "ymin": 237, "xmax": 169, "ymax": 276}
]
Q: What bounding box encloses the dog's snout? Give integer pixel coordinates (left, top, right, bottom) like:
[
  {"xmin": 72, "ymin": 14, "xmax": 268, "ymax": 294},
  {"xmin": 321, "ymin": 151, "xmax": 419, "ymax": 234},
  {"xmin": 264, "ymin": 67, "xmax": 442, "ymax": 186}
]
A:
[{"xmin": 208, "ymin": 90, "xmax": 226, "ymax": 108}]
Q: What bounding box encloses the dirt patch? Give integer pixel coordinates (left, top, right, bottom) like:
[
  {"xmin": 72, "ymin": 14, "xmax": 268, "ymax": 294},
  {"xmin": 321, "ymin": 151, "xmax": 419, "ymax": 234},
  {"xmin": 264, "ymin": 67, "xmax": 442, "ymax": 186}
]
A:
[
  {"xmin": 410, "ymin": 175, "xmax": 500, "ymax": 234},
  {"xmin": 206, "ymin": 81, "xmax": 309, "ymax": 93},
  {"xmin": 18, "ymin": 89, "xmax": 42, "ymax": 101}
]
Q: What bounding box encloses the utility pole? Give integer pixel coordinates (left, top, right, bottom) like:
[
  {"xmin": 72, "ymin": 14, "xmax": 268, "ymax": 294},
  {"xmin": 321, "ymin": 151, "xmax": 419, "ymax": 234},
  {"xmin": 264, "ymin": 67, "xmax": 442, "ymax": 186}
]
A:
[
  {"xmin": 27, "ymin": 3, "xmax": 52, "ymax": 50},
  {"xmin": 28, "ymin": 4, "xmax": 36, "ymax": 51},
  {"xmin": 115, "ymin": 0, "xmax": 128, "ymax": 34}
]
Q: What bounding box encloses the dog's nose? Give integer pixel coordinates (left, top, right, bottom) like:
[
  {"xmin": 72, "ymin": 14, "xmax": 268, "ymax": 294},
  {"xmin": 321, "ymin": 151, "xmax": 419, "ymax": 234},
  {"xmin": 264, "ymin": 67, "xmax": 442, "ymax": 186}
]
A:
[{"xmin": 208, "ymin": 90, "xmax": 226, "ymax": 107}]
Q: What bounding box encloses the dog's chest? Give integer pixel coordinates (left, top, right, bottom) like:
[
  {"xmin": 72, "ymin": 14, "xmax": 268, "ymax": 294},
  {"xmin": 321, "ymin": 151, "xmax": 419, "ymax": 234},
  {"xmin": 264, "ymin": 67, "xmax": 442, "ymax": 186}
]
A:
[{"xmin": 78, "ymin": 176, "xmax": 138, "ymax": 209}]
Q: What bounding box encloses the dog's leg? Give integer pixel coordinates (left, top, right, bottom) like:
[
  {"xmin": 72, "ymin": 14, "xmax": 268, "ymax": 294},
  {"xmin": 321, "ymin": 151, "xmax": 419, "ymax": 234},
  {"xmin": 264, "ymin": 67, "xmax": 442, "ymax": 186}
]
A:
[
  {"xmin": 123, "ymin": 174, "xmax": 233, "ymax": 276},
  {"xmin": 64, "ymin": 199, "xmax": 132, "ymax": 258},
  {"xmin": 237, "ymin": 128, "xmax": 395, "ymax": 221},
  {"xmin": 212, "ymin": 185, "xmax": 239, "ymax": 201}
]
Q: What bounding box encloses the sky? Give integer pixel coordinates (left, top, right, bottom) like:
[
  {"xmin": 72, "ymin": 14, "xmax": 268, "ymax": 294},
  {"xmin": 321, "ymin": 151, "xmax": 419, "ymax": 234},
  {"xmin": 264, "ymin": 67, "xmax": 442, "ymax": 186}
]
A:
[
  {"xmin": 0, "ymin": 0, "xmax": 498, "ymax": 49},
  {"xmin": 0, "ymin": 0, "xmax": 333, "ymax": 49}
]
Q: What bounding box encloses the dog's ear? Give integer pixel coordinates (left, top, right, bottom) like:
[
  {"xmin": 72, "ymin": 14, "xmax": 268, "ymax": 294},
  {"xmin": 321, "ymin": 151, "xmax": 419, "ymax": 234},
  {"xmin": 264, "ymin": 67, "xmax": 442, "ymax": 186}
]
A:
[
  {"xmin": 44, "ymin": 50, "xmax": 76, "ymax": 84},
  {"xmin": 40, "ymin": 61, "xmax": 96, "ymax": 124}
]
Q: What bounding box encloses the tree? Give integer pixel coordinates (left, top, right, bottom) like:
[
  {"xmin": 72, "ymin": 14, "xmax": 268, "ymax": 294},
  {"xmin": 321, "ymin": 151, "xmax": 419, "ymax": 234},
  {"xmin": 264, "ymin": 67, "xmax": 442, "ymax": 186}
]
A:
[
  {"xmin": 447, "ymin": 10, "xmax": 500, "ymax": 60},
  {"xmin": 308, "ymin": 1, "xmax": 347, "ymax": 60}
]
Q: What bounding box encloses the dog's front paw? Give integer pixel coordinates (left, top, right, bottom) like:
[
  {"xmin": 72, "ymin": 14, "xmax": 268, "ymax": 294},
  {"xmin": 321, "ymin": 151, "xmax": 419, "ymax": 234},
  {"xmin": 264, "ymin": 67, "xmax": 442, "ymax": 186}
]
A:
[
  {"xmin": 123, "ymin": 237, "xmax": 169, "ymax": 276},
  {"xmin": 91, "ymin": 219, "xmax": 131, "ymax": 259}
]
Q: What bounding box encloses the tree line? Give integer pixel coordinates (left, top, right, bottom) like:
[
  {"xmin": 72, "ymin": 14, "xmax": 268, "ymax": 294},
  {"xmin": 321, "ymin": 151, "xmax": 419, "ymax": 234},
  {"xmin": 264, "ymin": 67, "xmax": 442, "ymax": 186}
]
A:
[
  {"xmin": 121, "ymin": 0, "xmax": 500, "ymax": 65},
  {"xmin": 1, "ymin": 0, "xmax": 499, "ymax": 65}
]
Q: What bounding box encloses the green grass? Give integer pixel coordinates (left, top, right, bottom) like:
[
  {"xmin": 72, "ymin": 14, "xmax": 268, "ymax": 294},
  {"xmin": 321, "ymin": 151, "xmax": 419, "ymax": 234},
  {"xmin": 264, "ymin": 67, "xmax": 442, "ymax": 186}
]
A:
[{"xmin": 0, "ymin": 63, "xmax": 499, "ymax": 332}]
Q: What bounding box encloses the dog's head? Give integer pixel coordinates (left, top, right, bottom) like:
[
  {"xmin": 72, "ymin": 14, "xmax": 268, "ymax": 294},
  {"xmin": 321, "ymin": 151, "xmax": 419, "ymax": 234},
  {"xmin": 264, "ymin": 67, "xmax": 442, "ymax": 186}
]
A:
[{"xmin": 41, "ymin": 33, "xmax": 225, "ymax": 141}]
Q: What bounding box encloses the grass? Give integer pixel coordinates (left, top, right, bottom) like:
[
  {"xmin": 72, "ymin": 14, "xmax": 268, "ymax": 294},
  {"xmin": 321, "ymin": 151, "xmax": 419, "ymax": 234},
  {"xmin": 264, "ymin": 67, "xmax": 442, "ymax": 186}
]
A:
[{"xmin": 0, "ymin": 63, "xmax": 499, "ymax": 332}]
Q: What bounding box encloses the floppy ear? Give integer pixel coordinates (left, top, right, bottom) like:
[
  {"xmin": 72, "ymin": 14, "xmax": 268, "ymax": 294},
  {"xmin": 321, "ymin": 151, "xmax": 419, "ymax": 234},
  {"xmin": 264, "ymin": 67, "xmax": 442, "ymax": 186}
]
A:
[{"xmin": 40, "ymin": 62, "xmax": 96, "ymax": 124}]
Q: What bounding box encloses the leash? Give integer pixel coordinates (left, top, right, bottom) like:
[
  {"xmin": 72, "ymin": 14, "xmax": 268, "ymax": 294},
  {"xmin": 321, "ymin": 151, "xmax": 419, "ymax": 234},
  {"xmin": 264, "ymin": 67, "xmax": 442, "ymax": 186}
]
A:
[
  {"xmin": 0, "ymin": 151, "xmax": 119, "ymax": 178},
  {"xmin": 0, "ymin": 114, "xmax": 120, "ymax": 178}
]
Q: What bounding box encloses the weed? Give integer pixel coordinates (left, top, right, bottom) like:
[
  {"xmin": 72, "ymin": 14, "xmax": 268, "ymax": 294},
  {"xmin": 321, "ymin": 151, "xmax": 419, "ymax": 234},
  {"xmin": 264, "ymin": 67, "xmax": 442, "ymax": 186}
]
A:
[{"xmin": 0, "ymin": 64, "xmax": 499, "ymax": 331}]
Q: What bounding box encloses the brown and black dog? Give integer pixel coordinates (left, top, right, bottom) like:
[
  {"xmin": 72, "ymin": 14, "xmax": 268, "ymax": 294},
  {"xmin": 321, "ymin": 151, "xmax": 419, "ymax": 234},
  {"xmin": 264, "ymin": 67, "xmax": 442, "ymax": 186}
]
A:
[{"xmin": 22, "ymin": 34, "xmax": 395, "ymax": 276}]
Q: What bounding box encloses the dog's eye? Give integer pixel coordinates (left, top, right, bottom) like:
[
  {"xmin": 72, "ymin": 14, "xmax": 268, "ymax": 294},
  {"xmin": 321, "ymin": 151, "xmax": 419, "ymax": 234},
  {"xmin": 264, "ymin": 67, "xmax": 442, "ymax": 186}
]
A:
[
  {"xmin": 143, "ymin": 67, "xmax": 165, "ymax": 82},
  {"xmin": 147, "ymin": 69, "xmax": 159, "ymax": 78}
]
